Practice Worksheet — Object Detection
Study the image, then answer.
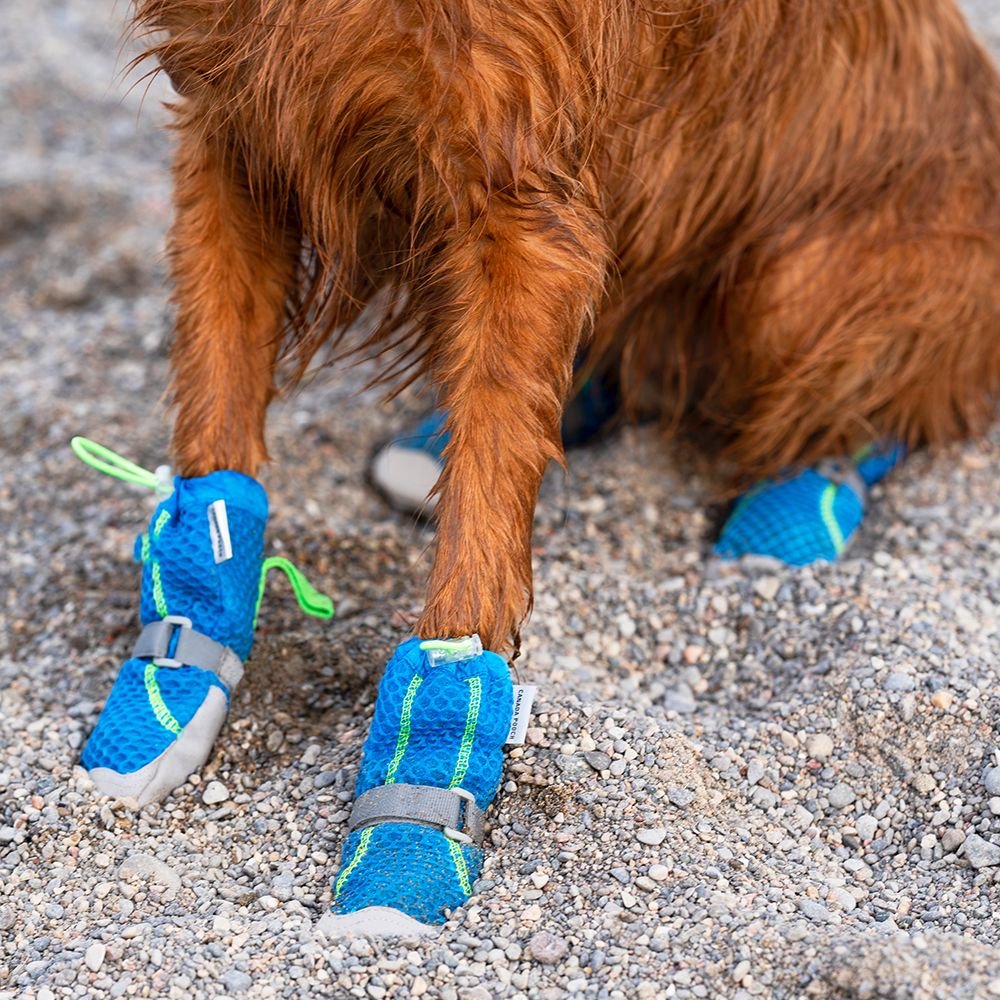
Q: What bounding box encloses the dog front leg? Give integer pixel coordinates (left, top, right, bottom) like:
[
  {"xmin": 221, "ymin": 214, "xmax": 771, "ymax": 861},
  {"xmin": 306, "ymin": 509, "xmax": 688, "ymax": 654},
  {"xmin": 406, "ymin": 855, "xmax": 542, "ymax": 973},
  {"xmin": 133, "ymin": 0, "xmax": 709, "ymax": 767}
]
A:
[
  {"xmin": 168, "ymin": 120, "xmax": 300, "ymax": 478},
  {"xmin": 417, "ymin": 194, "xmax": 610, "ymax": 655}
]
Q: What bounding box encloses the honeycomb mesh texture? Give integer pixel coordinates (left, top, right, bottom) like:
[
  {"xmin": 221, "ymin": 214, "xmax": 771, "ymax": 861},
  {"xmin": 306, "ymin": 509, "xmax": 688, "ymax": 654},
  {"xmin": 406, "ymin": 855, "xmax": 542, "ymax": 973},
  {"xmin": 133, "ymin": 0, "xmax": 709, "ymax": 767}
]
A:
[
  {"xmin": 81, "ymin": 659, "xmax": 222, "ymax": 773},
  {"xmin": 334, "ymin": 824, "xmax": 483, "ymax": 925},
  {"xmin": 715, "ymin": 444, "xmax": 903, "ymax": 566},
  {"xmin": 83, "ymin": 471, "xmax": 268, "ymax": 776},
  {"xmin": 138, "ymin": 471, "xmax": 268, "ymax": 659},
  {"xmin": 333, "ymin": 636, "xmax": 513, "ymax": 923}
]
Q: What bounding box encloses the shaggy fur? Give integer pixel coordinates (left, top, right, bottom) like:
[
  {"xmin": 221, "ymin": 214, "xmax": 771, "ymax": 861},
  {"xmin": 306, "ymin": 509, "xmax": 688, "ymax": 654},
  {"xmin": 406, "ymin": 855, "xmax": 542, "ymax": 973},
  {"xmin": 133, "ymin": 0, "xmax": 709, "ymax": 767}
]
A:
[{"xmin": 133, "ymin": 0, "xmax": 1000, "ymax": 653}]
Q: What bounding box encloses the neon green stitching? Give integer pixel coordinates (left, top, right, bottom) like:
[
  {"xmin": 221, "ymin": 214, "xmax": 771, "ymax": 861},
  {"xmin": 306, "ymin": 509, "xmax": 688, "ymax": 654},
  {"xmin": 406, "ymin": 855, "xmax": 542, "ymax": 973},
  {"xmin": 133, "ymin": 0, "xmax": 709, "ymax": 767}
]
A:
[
  {"xmin": 334, "ymin": 826, "xmax": 375, "ymax": 897},
  {"xmin": 151, "ymin": 561, "xmax": 168, "ymax": 617},
  {"xmin": 449, "ymin": 677, "xmax": 482, "ymax": 790},
  {"xmin": 820, "ymin": 482, "xmax": 846, "ymax": 554},
  {"xmin": 254, "ymin": 557, "xmax": 335, "ymax": 628},
  {"xmin": 153, "ymin": 509, "xmax": 170, "ymax": 538},
  {"xmin": 144, "ymin": 663, "xmax": 182, "ymax": 735},
  {"xmin": 448, "ymin": 838, "xmax": 472, "ymax": 897},
  {"xmin": 140, "ymin": 533, "xmax": 150, "ymax": 564},
  {"xmin": 384, "ymin": 676, "xmax": 423, "ymax": 784}
]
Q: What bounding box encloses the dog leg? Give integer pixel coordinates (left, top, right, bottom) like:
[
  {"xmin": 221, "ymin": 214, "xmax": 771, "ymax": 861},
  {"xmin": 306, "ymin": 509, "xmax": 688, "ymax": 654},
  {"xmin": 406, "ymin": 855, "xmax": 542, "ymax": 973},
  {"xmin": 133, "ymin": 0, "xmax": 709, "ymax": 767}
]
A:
[
  {"xmin": 79, "ymin": 124, "xmax": 314, "ymax": 804},
  {"xmin": 416, "ymin": 196, "xmax": 610, "ymax": 654},
  {"xmin": 168, "ymin": 125, "xmax": 299, "ymax": 478},
  {"xmin": 326, "ymin": 193, "xmax": 609, "ymax": 932}
]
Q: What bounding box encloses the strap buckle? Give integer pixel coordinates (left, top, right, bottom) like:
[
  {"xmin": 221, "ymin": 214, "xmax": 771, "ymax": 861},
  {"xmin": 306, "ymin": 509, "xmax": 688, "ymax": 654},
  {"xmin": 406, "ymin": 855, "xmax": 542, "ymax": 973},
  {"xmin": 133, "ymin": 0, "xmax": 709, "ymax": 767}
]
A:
[
  {"xmin": 152, "ymin": 614, "xmax": 193, "ymax": 668},
  {"xmin": 443, "ymin": 787, "xmax": 477, "ymax": 845}
]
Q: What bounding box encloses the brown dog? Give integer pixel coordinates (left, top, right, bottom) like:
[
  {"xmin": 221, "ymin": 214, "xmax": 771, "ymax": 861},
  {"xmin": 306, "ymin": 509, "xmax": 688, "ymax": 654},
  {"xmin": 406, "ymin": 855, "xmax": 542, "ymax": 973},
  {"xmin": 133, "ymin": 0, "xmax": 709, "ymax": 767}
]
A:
[{"xmin": 134, "ymin": 0, "xmax": 999, "ymax": 656}]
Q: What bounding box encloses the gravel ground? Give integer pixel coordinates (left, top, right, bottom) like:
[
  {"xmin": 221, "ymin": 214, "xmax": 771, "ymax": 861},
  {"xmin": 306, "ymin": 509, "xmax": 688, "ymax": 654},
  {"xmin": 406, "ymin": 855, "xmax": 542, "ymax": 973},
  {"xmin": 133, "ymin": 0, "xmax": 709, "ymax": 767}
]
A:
[{"xmin": 2, "ymin": 3, "xmax": 999, "ymax": 998}]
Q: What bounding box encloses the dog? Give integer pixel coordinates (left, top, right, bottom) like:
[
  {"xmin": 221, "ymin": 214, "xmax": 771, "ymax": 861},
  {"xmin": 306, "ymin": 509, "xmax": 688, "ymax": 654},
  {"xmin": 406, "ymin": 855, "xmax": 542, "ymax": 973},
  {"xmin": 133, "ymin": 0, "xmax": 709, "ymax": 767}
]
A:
[
  {"xmin": 132, "ymin": 0, "xmax": 999, "ymax": 658},
  {"xmin": 75, "ymin": 0, "xmax": 999, "ymax": 932}
]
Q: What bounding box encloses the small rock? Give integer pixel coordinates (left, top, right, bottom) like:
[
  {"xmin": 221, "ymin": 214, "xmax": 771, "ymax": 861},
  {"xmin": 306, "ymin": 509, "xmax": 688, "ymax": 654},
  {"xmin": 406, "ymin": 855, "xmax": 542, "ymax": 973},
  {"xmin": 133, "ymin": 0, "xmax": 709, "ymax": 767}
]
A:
[
  {"xmin": 556, "ymin": 754, "xmax": 592, "ymax": 781},
  {"xmin": 856, "ymin": 815, "xmax": 878, "ymax": 842},
  {"xmin": 525, "ymin": 727, "xmax": 546, "ymax": 746},
  {"xmin": 314, "ymin": 771, "xmax": 338, "ymax": 789},
  {"xmin": 963, "ymin": 833, "xmax": 1000, "ymax": 869},
  {"xmin": 912, "ymin": 773, "xmax": 936, "ymax": 794},
  {"xmin": 118, "ymin": 854, "xmax": 181, "ymax": 893},
  {"xmin": 798, "ymin": 899, "xmax": 834, "ymax": 923},
  {"xmin": 220, "ymin": 969, "xmax": 253, "ymax": 994},
  {"xmin": 584, "ymin": 751, "xmax": 611, "ymax": 772},
  {"xmin": 828, "ymin": 783, "xmax": 856, "ymax": 809},
  {"xmin": 529, "ymin": 931, "xmax": 568, "ymax": 964},
  {"xmin": 930, "ymin": 689, "xmax": 953, "ymax": 710},
  {"xmin": 806, "ymin": 734, "xmax": 834, "ymax": 760},
  {"xmin": 648, "ymin": 864, "xmax": 670, "ymax": 882},
  {"xmin": 990, "ymin": 798, "xmax": 1000, "ymax": 817},
  {"xmin": 984, "ymin": 767, "xmax": 1000, "ymax": 796},
  {"xmin": 84, "ymin": 942, "xmax": 105, "ymax": 972},
  {"xmin": 530, "ymin": 872, "xmax": 549, "ymax": 889},
  {"xmin": 637, "ymin": 827, "xmax": 667, "ymax": 846},
  {"xmin": 667, "ymin": 786, "xmax": 695, "ymax": 808},
  {"xmin": 753, "ymin": 576, "xmax": 780, "ymax": 602},
  {"xmin": 610, "ymin": 867, "xmax": 630, "ymax": 884},
  {"xmin": 663, "ymin": 685, "xmax": 696, "ymax": 715},
  {"xmin": 884, "ymin": 672, "xmax": 915, "ymax": 692},
  {"xmin": 202, "ymin": 780, "xmax": 229, "ymax": 805},
  {"xmin": 941, "ymin": 828, "xmax": 965, "ymax": 854},
  {"xmin": 521, "ymin": 904, "xmax": 543, "ymax": 923}
]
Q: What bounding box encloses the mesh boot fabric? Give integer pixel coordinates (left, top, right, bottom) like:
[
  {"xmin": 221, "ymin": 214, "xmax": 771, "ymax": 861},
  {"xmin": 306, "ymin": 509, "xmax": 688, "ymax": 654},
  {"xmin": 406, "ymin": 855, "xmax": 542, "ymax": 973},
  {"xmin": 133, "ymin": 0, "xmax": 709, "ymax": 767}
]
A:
[
  {"xmin": 715, "ymin": 443, "xmax": 905, "ymax": 566},
  {"xmin": 81, "ymin": 472, "xmax": 268, "ymax": 803},
  {"xmin": 331, "ymin": 637, "xmax": 513, "ymax": 926}
]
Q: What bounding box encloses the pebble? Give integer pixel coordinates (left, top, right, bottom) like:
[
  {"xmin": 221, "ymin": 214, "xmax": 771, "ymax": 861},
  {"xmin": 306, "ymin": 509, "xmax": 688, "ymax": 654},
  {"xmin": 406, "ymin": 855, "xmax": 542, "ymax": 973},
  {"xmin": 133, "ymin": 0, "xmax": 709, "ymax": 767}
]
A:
[
  {"xmin": 667, "ymin": 786, "xmax": 695, "ymax": 808},
  {"xmin": 636, "ymin": 828, "xmax": 667, "ymax": 846},
  {"xmin": 941, "ymin": 828, "xmax": 965, "ymax": 854},
  {"xmin": 220, "ymin": 970, "xmax": 253, "ymax": 993},
  {"xmin": 984, "ymin": 767, "xmax": 1000, "ymax": 796},
  {"xmin": 202, "ymin": 780, "xmax": 229, "ymax": 805},
  {"xmin": 84, "ymin": 942, "xmax": 106, "ymax": 972},
  {"xmin": 648, "ymin": 864, "xmax": 670, "ymax": 882},
  {"xmin": 529, "ymin": 931, "xmax": 569, "ymax": 964},
  {"xmin": 828, "ymin": 783, "xmax": 856, "ymax": 809},
  {"xmin": 798, "ymin": 899, "xmax": 834, "ymax": 923},
  {"xmin": 930, "ymin": 689, "xmax": 953, "ymax": 710},
  {"xmin": 753, "ymin": 576, "xmax": 780, "ymax": 601},
  {"xmin": 855, "ymin": 815, "xmax": 877, "ymax": 842},
  {"xmin": 805, "ymin": 734, "xmax": 834, "ymax": 760},
  {"xmin": 584, "ymin": 750, "xmax": 611, "ymax": 772},
  {"xmin": 118, "ymin": 854, "xmax": 181, "ymax": 893},
  {"xmin": 962, "ymin": 833, "xmax": 1000, "ymax": 869}
]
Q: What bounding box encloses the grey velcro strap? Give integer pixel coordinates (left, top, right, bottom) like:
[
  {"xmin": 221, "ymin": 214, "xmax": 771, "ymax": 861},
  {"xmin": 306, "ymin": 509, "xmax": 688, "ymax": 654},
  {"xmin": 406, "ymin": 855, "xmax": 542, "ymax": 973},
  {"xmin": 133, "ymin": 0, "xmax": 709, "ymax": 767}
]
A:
[
  {"xmin": 133, "ymin": 616, "xmax": 244, "ymax": 691},
  {"xmin": 349, "ymin": 783, "xmax": 486, "ymax": 845}
]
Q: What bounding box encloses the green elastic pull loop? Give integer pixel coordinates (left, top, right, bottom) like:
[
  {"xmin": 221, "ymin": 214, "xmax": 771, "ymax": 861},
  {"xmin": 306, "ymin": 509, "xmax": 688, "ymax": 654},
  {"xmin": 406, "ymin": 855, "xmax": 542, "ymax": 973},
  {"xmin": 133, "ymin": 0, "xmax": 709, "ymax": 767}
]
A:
[
  {"xmin": 70, "ymin": 436, "xmax": 159, "ymax": 491},
  {"xmin": 255, "ymin": 556, "xmax": 335, "ymax": 624}
]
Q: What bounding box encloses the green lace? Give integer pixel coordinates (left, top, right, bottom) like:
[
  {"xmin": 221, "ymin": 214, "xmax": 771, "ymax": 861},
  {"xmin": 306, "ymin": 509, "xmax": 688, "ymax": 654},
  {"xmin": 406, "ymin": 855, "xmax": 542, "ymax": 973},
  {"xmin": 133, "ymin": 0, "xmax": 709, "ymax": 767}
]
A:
[{"xmin": 71, "ymin": 436, "xmax": 335, "ymax": 622}]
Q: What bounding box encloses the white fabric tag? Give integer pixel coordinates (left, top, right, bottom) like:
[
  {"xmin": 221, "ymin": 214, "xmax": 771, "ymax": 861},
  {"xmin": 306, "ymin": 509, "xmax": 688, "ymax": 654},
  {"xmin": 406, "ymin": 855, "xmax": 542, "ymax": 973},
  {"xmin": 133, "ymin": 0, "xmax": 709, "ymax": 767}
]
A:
[
  {"xmin": 505, "ymin": 685, "xmax": 537, "ymax": 746},
  {"xmin": 207, "ymin": 500, "xmax": 233, "ymax": 564}
]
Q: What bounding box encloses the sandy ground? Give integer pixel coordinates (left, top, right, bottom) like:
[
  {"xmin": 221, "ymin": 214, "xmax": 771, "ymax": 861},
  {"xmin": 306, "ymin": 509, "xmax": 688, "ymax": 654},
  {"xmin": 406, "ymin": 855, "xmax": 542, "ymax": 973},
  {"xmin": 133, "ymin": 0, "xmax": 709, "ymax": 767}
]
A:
[{"xmin": 1, "ymin": 3, "xmax": 999, "ymax": 998}]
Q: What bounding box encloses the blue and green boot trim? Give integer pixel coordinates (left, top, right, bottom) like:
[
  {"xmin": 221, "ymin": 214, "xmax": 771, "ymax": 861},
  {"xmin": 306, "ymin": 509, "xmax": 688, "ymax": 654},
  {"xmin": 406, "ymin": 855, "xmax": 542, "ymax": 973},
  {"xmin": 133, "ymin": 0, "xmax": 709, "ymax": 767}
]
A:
[
  {"xmin": 323, "ymin": 635, "xmax": 513, "ymax": 933},
  {"xmin": 72, "ymin": 438, "xmax": 333, "ymax": 806},
  {"xmin": 715, "ymin": 442, "xmax": 905, "ymax": 566}
]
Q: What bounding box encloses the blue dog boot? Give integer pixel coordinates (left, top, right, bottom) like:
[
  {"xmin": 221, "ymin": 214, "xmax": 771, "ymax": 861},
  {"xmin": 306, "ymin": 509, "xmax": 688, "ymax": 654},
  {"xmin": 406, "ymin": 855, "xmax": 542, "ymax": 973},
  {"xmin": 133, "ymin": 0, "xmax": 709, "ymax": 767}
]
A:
[
  {"xmin": 320, "ymin": 635, "xmax": 514, "ymax": 934},
  {"xmin": 370, "ymin": 369, "xmax": 620, "ymax": 516},
  {"xmin": 714, "ymin": 441, "xmax": 906, "ymax": 566},
  {"xmin": 72, "ymin": 438, "xmax": 332, "ymax": 805}
]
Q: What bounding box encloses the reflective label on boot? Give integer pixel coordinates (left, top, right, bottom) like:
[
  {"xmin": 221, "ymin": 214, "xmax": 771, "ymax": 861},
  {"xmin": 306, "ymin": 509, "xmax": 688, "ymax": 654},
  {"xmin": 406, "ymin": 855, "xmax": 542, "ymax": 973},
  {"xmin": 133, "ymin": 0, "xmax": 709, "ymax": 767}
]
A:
[
  {"xmin": 207, "ymin": 500, "xmax": 233, "ymax": 564},
  {"xmin": 505, "ymin": 685, "xmax": 537, "ymax": 746}
]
